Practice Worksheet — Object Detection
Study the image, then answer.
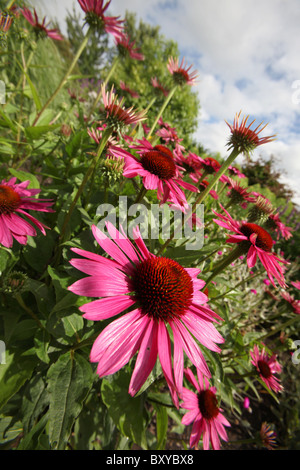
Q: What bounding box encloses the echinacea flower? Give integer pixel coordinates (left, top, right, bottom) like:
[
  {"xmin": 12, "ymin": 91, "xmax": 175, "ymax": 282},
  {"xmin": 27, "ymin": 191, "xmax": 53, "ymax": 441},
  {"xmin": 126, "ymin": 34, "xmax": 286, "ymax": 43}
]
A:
[
  {"xmin": 226, "ymin": 177, "xmax": 255, "ymax": 207},
  {"xmin": 259, "ymin": 422, "xmax": 277, "ymax": 450},
  {"xmin": 99, "ymin": 85, "xmax": 146, "ymax": 133},
  {"xmin": 78, "ymin": 0, "xmax": 124, "ymax": 39},
  {"xmin": 265, "ymin": 212, "xmax": 293, "ymax": 240},
  {"xmin": 181, "ymin": 368, "xmax": 230, "ymax": 450},
  {"xmin": 212, "ymin": 204, "xmax": 288, "ymax": 288},
  {"xmin": 151, "ymin": 77, "xmax": 169, "ymax": 97},
  {"xmin": 68, "ymin": 223, "xmax": 224, "ymax": 407},
  {"xmin": 226, "ymin": 111, "xmax": 276, "ymax": 154},
  {"xmin": 228, "ymin": 165, "xmax": 246, "ymax": 178},
  {"xmin": 250, "ymin": 344, "xmax": 283, "ymax": 394},
  {"xmin": 119, "ymin": 80, "xmax": 140, "ymax": 99},
  {"xmin": 0, "ymin": 177, "xmax": 54, "ymax": 248},
  {"xmin": 21, "ymin": 7, "xmax": 63, "ymax": 40},
  {"xmin": 279, "ymin": 290, "xmax": 300, "ymax": 314},
  {"xmin": 111, "ymin": 138, "xmax": 199, "ymax": 208},
  {"xmin": 115, "ymin": 33, "xmax": 144, "ymax": 60},
  {"xmin": 291, "ymin": 280, "xmax": 300, "ymax": 290},
  {"xmin": 167, "ymin": 56, "xmax": 199, "ymax": 86}
]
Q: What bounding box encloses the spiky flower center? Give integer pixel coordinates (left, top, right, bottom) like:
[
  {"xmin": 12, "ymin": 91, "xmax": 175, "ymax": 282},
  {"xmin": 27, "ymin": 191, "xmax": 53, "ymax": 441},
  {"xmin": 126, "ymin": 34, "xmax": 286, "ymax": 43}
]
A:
[
  {"xmin": 141, "ymin": 146, "xmax": 176, "ymax": 180},
  {"xmin": 172, "ymin": 69, "xmax": 190, "ymax": 86},
  {"xmin": 198, "ymin": 389, "xmax": 219, "ymax": 420},
  {"xmin": 84, "ymin": 12, "xmax": 105, "ymax": 30},
  {"xmin": 0, "ymin": 185, "xmax": 21, "ymax": 215},
  {"xmin": 257, "ymin": 360, "xmax": 272, "ymax": 379},
  {"xmin": 132, "ymin": 257, "xmax": 193, "ymax": 321},
  {"xmin": 240, "ymin": 223, "xmax": 273, "ymax": 252}
]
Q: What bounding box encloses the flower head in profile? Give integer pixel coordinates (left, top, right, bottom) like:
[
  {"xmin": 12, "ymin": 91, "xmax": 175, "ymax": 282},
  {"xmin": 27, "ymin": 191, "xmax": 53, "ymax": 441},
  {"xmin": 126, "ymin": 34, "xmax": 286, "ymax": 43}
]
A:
[
  {"xmin": 167, "ymin": 56, "xmax": 199, "ymax": 86},
  {"xmin": 151, "ymin": 77, "xmax": 170, "ymax": 97},
  {"xmin": 115, "ymin": 33, "xmax": 144, "ymax": 60},
  {"xmin": 0, "ymin": 177, "xmax": 54, "ymax": 248},
  {"xmin": 119, "ymin": 80, "xmax": 140, "ymax": 99},
  {"xmin": 21, "ymin": 7, "xmax": 63, "ymax": 40},
  {"xmin": 68, "ymin": 223, "xmax": 224, "ymax": 407},
  {"xmin": 279, "ymin": 290, "xmax": 300, "ymax": 315},
  {"xmin": 212, "ymin": 204, "xmax": 289, "ymax": 288},
  {"xmin": 226, "ymin": 177, "xmax": 256, "ymax": 207},
  {"xmin": 259, "ymin": 422, "xmax": 277, "ymax": 450},
  {"xmin": 181, "ymin": 368, "xmax": 230, "ymax": 450},
  {"xmin": 226, "ymin": 111, "xmax": 276, "ymax": 154},
  {"xmin": 78, "ymin": 0, "xmax": 124, "ymax": 39},
  {"xmin": 265, "ymin": 212, "xmax": 293, "ymax": 241},
  {"xmin": 99, "ymin": 85, "xmax": 146, "ymax": 134},
  {"xmin": 250, "ymin": 344, "xmax": 283, "ymax": 394},
  {"xmin": 111, "ymin": 138, "xmax": 199, "ymax": 209}
]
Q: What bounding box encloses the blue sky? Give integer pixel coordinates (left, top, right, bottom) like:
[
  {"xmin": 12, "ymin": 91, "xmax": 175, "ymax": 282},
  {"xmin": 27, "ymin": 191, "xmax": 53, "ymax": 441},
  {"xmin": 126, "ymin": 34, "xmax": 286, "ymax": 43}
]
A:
[{"xmin": 34, "ymin": 0, "xmax": 300, "ymax": 206}]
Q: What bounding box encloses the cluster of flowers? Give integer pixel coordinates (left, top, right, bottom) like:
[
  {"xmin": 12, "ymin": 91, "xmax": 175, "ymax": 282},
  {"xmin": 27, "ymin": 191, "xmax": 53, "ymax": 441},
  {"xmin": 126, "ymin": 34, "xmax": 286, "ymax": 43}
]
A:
[{"xmin": 2, "ymin": 0, "xmax": 298, "ymax": 451}]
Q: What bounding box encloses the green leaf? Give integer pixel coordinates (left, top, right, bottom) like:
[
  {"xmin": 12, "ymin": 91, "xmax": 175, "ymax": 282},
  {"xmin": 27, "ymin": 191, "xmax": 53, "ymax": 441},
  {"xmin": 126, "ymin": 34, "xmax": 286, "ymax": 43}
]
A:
[
  {"xmin": 21, "ymin": 373, "xmax": 49, "ymax": 434},
  {"xmin": 0, "ymin": 349, "xmax": 37, "ymax": 411},
  {"xmin": 16, "ymin": 61, "xmax": 42, "ymax": 111},
  {"xmin": 47, "ymin": 351, "xmax": 94, "ymax": 450},
  {"xmin": 153, "ymin": 403, "xmax": 168, "ymax": 450},
  {"xmin": 24, "ymin": 124, "xmax": 61, "ymax": 140},
  {"xmin": 101, "ymin": 369, "xmax": 149, "ymax": 449},
  {"xmin": 7, "ymin": 168, "xmax": 40, "ymax": 189},
  {"xmin": 0, "ymin": 108, "xmax": 17, "ymax": 134}
]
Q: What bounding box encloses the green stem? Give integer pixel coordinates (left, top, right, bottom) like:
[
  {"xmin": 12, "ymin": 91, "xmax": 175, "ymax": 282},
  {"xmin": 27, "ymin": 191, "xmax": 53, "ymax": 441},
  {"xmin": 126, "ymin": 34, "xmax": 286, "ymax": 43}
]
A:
[
  {"xmin": 256, "ymin": 315, "xmax": 300, "ymax": 342},
  {"xmin": 205, "ymin": 243, "xmax": 247, "ymax": 287},
  {"xmin": 32, "ymin": 27, "xmax": 92, "ymax": 127},
  {"xmin": 89, "ymin": 56, "xmax": 120, "ymax": 118},
  {"xmin": 147, "ymin": 85, "xmax": 177, "ymax": 138},
  {"xmin": 156, "ymin": 147, "xmax": 241, "ymax": 255},
  {"xmin": 15, "ymin": 294, "xmax": 44, "ymax": 329},
  {"xmin": 210, "ymin": 269, "xmax": 264, "ymax": 300},
  {"xmin": 58, "ymin": 127, "xmax": 112, "ymax": 245},
  {"xmin": 134, "ymin": 186, "xmax": 148, "ymax": 204}
]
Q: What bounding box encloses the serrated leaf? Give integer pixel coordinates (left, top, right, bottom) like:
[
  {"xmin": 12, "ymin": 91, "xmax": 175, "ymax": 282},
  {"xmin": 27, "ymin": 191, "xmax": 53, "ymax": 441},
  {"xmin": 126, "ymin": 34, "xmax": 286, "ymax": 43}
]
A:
[
  {"xmin": 0, "ymin": 349, "xmax": 37, "ymax": 411},
  {"xmin": 47, "ymin": 352, "xmax": 94, "ymax": 450}
]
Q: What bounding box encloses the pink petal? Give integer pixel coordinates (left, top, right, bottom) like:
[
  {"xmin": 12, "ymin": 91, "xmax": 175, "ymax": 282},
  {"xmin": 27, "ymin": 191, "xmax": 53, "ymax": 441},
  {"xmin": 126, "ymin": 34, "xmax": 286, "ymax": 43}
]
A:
[
  {"xmin": 80, "ymin": 295, "xmax": 136, "ymax": 320},
  {"xmin": 129, "ymin": 317, "xmax": 158, "ymax": 396}
]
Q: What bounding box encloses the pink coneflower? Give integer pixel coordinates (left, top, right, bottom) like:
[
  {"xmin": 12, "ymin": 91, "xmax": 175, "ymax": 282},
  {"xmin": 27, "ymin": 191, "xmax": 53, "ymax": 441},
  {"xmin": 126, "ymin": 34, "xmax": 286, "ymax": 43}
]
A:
[
  {"xmin": 181, "ymin": 368, "xmax": 230, "ymax": 450},
  {"xmin": 266, "ymin": 212, "xmax": 293, "ymax": 240},
  {"xmin": 199, "ymin": 156, "xmax": 228, "ymax": 183},
  {"xmin": 200, "ymin": 179, "xmax": 219, "ymax": 200},
  {"xmin": 291, "ymin": 280, "xmax": 300, "ymax": 290},
  {"xmin": 78, "ymin": 0, "xmax": 124, "ymax": 39},
  {"xmin": 111, "ymin": 138, "xmax": 199, "ymax": 208},
  {"xmin": 175, "ymin": 152, "xmax": 203, "ymax": 183},
  {"xmin": 250, "ymin": 344, "xmax": 283, "ymax": 394},
  {"xmin": 115, "ymin": 33, "xmax": 144, "ymax": 60},
  {"xmin": 100, "ymin": 85, "xmax": 146, "ymax": 133},
  {"xmin": 68, "ymin": 223, "xmax": 224, "ymax": 406},
  {"xmin": 151, "ymin": 77, "xmax": 169, "ymax": 96},
  {"xmin": 0, "ymin": 177, "xmax": 54, "ymax": 248},
  {"xmin": 21, "ymin": 8, "xmax": 63, "ymax": 40},
  {"xmin": 167, "ymin": 56, "xmax": 199, "ymax": 86},
  {"xmin": 226, "ymin": 177, "xmax": 255, "ymax": 207},
  {"xmin": 156, "ymin": 118, "xmax": 183, "ymax": 145},
  {"xmin": 226, "ymin": 111, "xmax": 276, "ymax": 154},
  {"xmin": 228, "ymin": 165, "xmax": 246, "ymax": 178},
  {"xmin": 212, "ymin": 204, "xmax": 288, "ymax": 288},
  {"xmin": 279, "ymin": 290, "xmax": 300, "ymax": 314},
  {"xmin": 119, "ymin": 80, "xmax": 140, "ymax": 99}
]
